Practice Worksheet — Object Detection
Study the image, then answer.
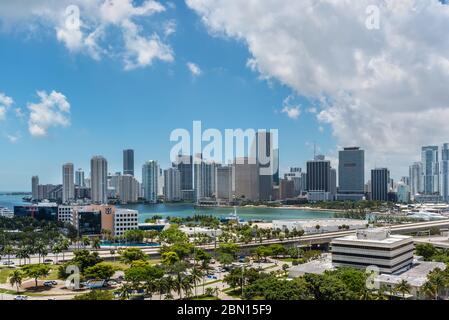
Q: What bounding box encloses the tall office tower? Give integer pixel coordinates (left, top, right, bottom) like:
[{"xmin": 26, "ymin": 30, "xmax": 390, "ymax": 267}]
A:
[
  {"xmin": 422, "ymin": 146, "xmax": 440, "ymax": 195},
  {"xmin": 164, "ymin": 168, "xmax": 181, "ymax": 202},
  {"xmin": 441, "ymin": 143, "xmax": 449, "ymax": 202},
  {"xmin": 123, "ymin": 149, "xmax": 134, "ymax": 176},
  {"xmin": 216, "ymin": 166, "xmax": 234, "ymax": 202},
  {"xmin": 173, "ymin": 154, "xmax": 194, "ymax": 200},
  {"xmin": 31, "ymin": 176, "xmax": 39, "ymax": 200},
  {"xmin": 306, "ymin": 155, "xmax": 333, "ymax": 202},
  {"xmin": 330, "ymin": 168, "xmax": 337, "ymax": 200},
  {"xmin": 284, "ymin": 167, "xmax": 303, "ymax": 196},
  {"xmin": 337, "ymin": 147, "xmax": 365, "ymax": 201},
  {"xmin": 117, "ymin": 174, "xmax": 139, "ymax": 203},
  {"xmin": 400, "ymin": 176, "xmax": 410, "ymax": 186},
  {"xmin": 62, "ymin": 163, "xmax": 75, "ymax": 204},
  {"xmin": 396, "ymin": 182, "xmax": 411, "ymax": 203},
  {"xmin": 371, "ymin": 168, "xmax": 390, "ymax": 201},
  {"xmin": 194, "ymin": 154, "xmax": 217, "ymax": 201},
  {"xmin": 409, "ymin": 162, "xmax": 423, "ymax": 200},
  {"xmin": 306, "ymin": 156, "xmax": 331, "ymax": 192},
  {"xmin": 252, "ymin": 131, "xmax": 278, "ymax": 200},
  {"xmin": 158, "ymin": 167, "xmax": 164, "ymax": 196},
  {"xmin": 75, "ymin": 168, "xmax": 85, "ymax": 187},
  {"xmin": 142, "ymin": 160, "xmax": 159, "ymax": 203},
  {"xmin": 91, "ymin": 156, "xmax": 108, "ymax": 204},
  {"xmin": 234, "ymin": 157, "xmax": 260, "ymax": 201}
]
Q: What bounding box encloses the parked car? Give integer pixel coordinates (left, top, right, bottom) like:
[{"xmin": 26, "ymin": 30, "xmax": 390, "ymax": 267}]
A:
[
  {"xmin": 44, "ymin": 259, "xmax": 53, "ymax": 264},
  {"xmin": 14, "ymin": 295, "xmax": 28, "ymax": 300},
  {"xmin": 3, "ymin": 261, "xmax": 15, "ymax": 266},
  {"xmin": 43, "ymin": 281, "xmax": 55, "ymax": 287}
]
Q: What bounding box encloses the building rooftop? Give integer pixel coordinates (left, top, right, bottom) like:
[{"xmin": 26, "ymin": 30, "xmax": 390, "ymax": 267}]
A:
[
  {"xmin": 288, "ymin": 254, "xmax": 334, "ymax": 277},
  {"xmin": 376, "ymin": 260, "xmax": 446, "ymax": 287}
]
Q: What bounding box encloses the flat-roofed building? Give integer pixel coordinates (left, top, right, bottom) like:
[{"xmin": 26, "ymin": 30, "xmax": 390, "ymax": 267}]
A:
[
  {"xmin": 331, "ymin": 228, "xmax": 414, "ymax": 274},
  {"xmin": 114, "ymin": 208, "xmax": 139, "ymax": 237},
  {"xmin": 272, "ymin": 218, "xmax": 367, "ymax": 234}
]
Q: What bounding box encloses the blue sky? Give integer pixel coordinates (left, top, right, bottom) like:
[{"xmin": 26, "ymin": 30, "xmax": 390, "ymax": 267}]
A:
[{"xmin": 0, "ymin": 1, "xmax": 333, "ymax": 191}]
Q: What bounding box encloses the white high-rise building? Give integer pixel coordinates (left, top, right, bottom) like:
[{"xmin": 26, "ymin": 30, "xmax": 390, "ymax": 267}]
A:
[
  {"xmin": 164, "ymin": 168, "xmax": 181, "ymax": 202},
  {"xmin": 194, "ymin": 154, "xmax": 217, "ymax": 201},
  {"xmin": 142, "ymin": 160, "xmax": 159, "ymax": 203},
  {"xmin": 75, "ymin": 168, "xmax": 85, "ymax": 187},
  {"xmin": 62, "ymin": 163, "xmax": 75, "ymax": 203},
  {"xmin": 91, "ymin": 156, "xmax": 108, "ymax": 204},
  {"xmin": 117, "ymin": 174, "xmax": 139, "ymax": 203},
  {"xmin": 409, "ymin": 162, "xmax": 423, "ymax": 201},
  {"xmin": 441, "ymin": 143, "xmax": 449, "ymax": 202}
]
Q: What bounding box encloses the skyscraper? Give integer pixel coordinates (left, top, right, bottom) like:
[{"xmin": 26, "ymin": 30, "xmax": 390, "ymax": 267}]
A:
[
  {"xmin": 441, "ymin": 143, "xmax": 449, "ymax": 202},
  {"xmin": 173, "ymin": 154, "xmax": 194, "ymax": 200},
  {"xmin": 234, "ymin": 157, "xmax": 259, "ymax": 201},
  {"xmin": 142, "ymin": 160, "xmax": 159, "ymax": 203},
  {"xmin": 164, "ymin": 168, "xmax": 181, "ymax": 202},
  {"xmin": 31, "ymin": 176, "xmax": 39, "ymax": 200},
  {"xmin": 306, "ymin": 155, "xmax": 331, "ymax": 192},
  {"xmin": 75, "ymin": 168, "xmax": 85, "ymax": 187},
  {"xmin": 409, "ymin": 162, "xmax": 423, "ymax": 200},
  {"xmin": 62, "ymin": 163, "xmax": 74, "ymax": 204},
  {"xmin": 252, "ymin": 131, "xmax": 278, "ymax": 200},
  {"xmin": 422, "ymin": 146, "xmax": 440, "ymax": 195},
  {"xmin": 216, "ymin": 166, "xmax": 234, "ymax": 202},
  {"xmin": 194, "ymin": 154, "xmax": 217, "ymax": 201},
  {"xmin": 306, "ymin": 155, "xmax": 332, "ymax": 202},
  {"xmin": 337, "ymin": 147, "xmax": 365, "ymax": 201},
  {"xmin": 117, "ymin": 174, "xmax": 139, "ymax": 203},
  {"xmin": 371, "ymin": 168, "xmax": 390, "ymax": 201},
  {"xmin": 123, "ymin": 149, "xmax": 134, "ymax": 176},
  {"xmin": 91, "ymin": 156, "xmax": 108, "ymax": 204}
]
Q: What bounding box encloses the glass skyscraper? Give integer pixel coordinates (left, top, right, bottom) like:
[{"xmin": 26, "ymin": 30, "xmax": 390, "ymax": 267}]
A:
[{"xmin": 421, "ymin": 146, "xmax": 439, "ymax": 195}]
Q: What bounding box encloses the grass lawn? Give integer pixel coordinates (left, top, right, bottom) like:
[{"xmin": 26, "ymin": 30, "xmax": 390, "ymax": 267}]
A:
[
  {"xmin": 43, "ymin": 267, "xmax": 60, "ymax": 280},
  {"xmin": 0, "ymin": 268, "xmax": 14, "ymax": 284}
]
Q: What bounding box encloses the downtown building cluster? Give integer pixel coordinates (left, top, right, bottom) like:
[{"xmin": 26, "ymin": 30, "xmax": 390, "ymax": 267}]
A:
[{"xmin": 28, "ymin": 141, "xmax": 449, "ymax": 207}]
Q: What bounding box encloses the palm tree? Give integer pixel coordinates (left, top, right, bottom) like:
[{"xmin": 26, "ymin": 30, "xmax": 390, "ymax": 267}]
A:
[
  {"xmin": 35, "ymin": 241, "xmax": 47, "ymax": 264},
  {"xmin": 426, "ymin": 270, "xmax": 447, "ymax": 300},
  {"xmin": 181, "ymin": 275, "xmax": 194, "ymax": 299},
  {"xmin": 191, "ymin": 268, "xmax": 203, "ymax": 297},
  {"xmin": 52, "ymin": 243, "xmax": 62, "ymax": 264},
  {"xmin": 117, "ymin": 283, "xmax": 132, "ymax": 300},
  {"xmin": 16, "ymin": 248, "xmax": 30, "ymax": 266},
  {"xmin": 422, "ymin": 281, "xmax": 437, "ymax": 300},
  {"xmin": 145, "ymin": 279, "xmax": 157, "ymax": 300},
  {"xmin": 395, "ymin": 280, "xmax": 411, "ymax": 299},
  {"xmin": 3, "ymin": 245, "xmax": 14, "ymax": 265},
  {"xmin": 9, "ymin": 270, "xmax": 23, "ymax": 293},
  {"xmin": 59, "ymin": 239, "xmax": 70, "ymax": 262},
  {"xmin": 92, "ymin": 237, "xmax": 101, "ymax": 251},
  {"xmin": 82, "ymin": 236, "xmax": 91, "ymax": 248}
]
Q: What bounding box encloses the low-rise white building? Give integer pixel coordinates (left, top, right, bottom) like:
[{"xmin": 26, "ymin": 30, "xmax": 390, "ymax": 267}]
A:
[
  {"xmin": 331, "ymin": 228, "xmax": 414, "ymax": 274},
  {"xmin": 113, "ymin": 209, "xmax": 139, "ymax": 237},
  {"xmin": 179, "ymin": 226, "xmax": 222, "ymax": 238},
  {"xmin": 272, "ymin": 218, "xmax": 367, "ymax": 234}
]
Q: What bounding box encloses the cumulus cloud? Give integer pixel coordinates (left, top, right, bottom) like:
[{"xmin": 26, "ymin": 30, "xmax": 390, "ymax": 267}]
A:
[
  {"xmin": 186, "ymin": 0, "xmax": 449, "ymax": 175},
  {"xmin": 279, "ymin": 95, "xmax": 301, "ymax": 120},
  {"xmin": 0, "ymin": 92, "xmax": 14, "ymax": 120},
  {"xmin": 27, "ymin": 90, "xmax": 71, "ymax": 137},
  {"xmin": 0, "ymin": 0, "xmax": 174, "ymax": 70},
  {"xmin": 187, "ymin": 62, "xmax": 202, "ymax": 76}
]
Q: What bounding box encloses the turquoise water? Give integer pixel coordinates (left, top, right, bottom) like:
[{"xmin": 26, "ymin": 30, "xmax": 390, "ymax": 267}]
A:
[{"xmin": 0, "ymin": 194, "xmax": 336, "ymax": 222}]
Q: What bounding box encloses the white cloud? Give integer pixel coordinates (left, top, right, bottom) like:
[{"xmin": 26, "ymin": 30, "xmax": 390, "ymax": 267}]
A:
[
  {"xmin": 281, "ymin": 106, "xmax": 300, "ymax": 120},
  {"xmin": 6, "ymin": 134, "xmax": 19, "ymax": 143},
  {"xmin": 0, "ymin": 92, "xmax": 14, "ymax": 120},
  {"xmin": 187, "ymin": 62, "xmax": 202, "ymax": 76},
  {"xmin": 0, "ymin": 0, "xmax": 174, "ymax": 70},
  {"xmin": 186, "ymin": 0, "xmax": 449, "ymax": 175},
  {"xmin": 280, "ymin": 95, "xmax": 301, "ymax": 120},
  {"xmin": 27, "ymin": 90, "xmax": 71, "ymax": 137}
]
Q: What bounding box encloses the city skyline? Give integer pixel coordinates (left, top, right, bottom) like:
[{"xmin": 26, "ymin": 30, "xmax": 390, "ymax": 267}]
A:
[{"xmin": 3, "ymin": 1, "xmax": 449, "ymax": 190}]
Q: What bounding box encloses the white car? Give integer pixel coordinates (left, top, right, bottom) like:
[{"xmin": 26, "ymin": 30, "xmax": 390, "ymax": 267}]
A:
[
  {"xmin": 2, "ymin": 261, "xmax": 14, "ymax": 266},
  {"xmin": 14, "ymin": 295, "xmax": 28, "ymax": 300}
]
